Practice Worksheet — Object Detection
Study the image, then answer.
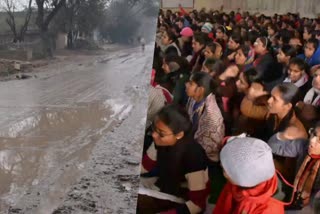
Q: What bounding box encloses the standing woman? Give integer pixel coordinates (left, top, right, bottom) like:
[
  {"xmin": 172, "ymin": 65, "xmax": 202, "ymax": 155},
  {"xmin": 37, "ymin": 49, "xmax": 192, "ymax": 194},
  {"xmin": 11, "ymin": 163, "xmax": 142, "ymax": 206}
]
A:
[
  {"xmin": 185, "ymin": 72, "xmax": 225, "ymax": 204},
  {"xmin": 266, "ymin": 83, "xmax": 308, "ymax": 182},
  {"xmin": 185, "ymin": 72, "xmax": 225, "ymax": 163}
]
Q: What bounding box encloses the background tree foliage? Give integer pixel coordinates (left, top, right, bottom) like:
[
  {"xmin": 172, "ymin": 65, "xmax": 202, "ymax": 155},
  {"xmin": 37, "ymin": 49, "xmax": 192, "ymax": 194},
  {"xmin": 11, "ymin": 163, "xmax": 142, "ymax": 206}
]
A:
[
  {"xmin": 99, "ymin": 0, "xmax": 159, "ymax": 43},
  {"xmin": 52, "ymin": 0, "xmax": 106, "ymax": 48},
  {"xmin": 1, "ymin": 0, "xmax": 159, "ymax": 56}
]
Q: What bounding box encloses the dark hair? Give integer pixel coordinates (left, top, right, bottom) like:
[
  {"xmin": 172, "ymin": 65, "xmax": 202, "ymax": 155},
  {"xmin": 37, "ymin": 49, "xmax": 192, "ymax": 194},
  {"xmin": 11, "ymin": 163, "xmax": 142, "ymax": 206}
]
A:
[
  {"xmin": 304, "ymin": 25, "xmax": 313, "ymax": 35},
  {"xmin": 289, "ymin": 57, "xmax": 308, "ymax": 73},
  {"xmin": 275, "ymin": 82, "xmax": 300, "ymax": 106},
  {"xmin": 164, "ymin": 46, "xmax": 179, "ymax": 57},
  {"xmin": 165, "ymin": 29, "xmax": 177, "ymax": 42},
  {"xmin": 193, "ymin": 32, "xmax": 208, "ymax": 46},
  {"xmin": 171, "ymin": 24, "xmax": 180, "ymax": 34},
  {"xmin": 190, "ymin": 24, "xmax": 201, "ymax": 32},
  {"xmin": 206, "ymin": 42, "xmax": 222, "ymax": 54},
  {"xmin": 313, "ymin": 30, "xmax": 320, "ymax": 37},
  {"xmin": 243, "ymin": 67, "xmax": 264, "ymax": 87},
  {"xmin": 238, "ymin": 44, "xmax": 251, "ymax": 58},
  {"xmin": 268, "ymin": 83, "xmax": 301, "ymax": 133},
  {"xmin": 203, "ymin": 58, "xmax": 226, "ymax": 76},
  {"xmin": 267, "ymin": 23, "xmax": 278, "ymax": 33},
  {"xmin": 230, "ymin": 33, "xmax": 243, "ymax": 45},
  {"xmin": 176, "ymin": 17, "xmax": 184, "ymax": 23},
  {"xmin": 280, "ymin": 44, "xmax": 297, "ymax": 58},
  {"xmin": 217, "ymin": 25, "xmax": 227, "ymax": 34},
  {"xmin": 164, "ymin": 55, "xmax": 190, "ymax": 73},
  {"xmin": 247, "ymin": 30, "xmax": 260, "ymax": 46},
  {"xmin": 278, "ymin": 29, "xmax": 294, "ymax": 45},
  {"xmin": 156, "ymin": 104, "xmax": 192, "ymax": 135},
  {"xmin": 257, "ymin": 36, "xmax": 271, "ymax": 49},
  {"xmin": 307, "ymin": 38, "xmax": 319, "ymax": 50},
  {"xmin": 190, "ymin": 71, "xmax": 218, "ymax": 96}
]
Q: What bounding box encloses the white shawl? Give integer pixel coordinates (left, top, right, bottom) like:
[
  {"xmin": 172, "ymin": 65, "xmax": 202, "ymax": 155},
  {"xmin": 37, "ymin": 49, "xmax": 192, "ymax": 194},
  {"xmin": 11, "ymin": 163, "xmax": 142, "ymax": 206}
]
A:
[{"xmin": 304, "ymin": 87, "xmax": 320, "ymax": 106}]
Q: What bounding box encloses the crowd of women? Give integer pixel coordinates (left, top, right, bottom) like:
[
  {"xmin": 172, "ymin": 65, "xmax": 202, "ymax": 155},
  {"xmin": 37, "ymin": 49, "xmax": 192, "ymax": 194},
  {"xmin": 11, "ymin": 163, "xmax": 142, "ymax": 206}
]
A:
[{"xmin": 137, "ymin": 6, "xmax": 320, "ymax": 214}]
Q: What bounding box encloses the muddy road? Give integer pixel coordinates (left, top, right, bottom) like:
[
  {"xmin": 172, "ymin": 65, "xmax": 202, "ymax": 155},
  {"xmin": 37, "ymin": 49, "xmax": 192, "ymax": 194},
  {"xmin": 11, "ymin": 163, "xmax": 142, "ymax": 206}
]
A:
[{"xmin": 0, "ymin": 44, "xmax": 153, "ymax": 214}]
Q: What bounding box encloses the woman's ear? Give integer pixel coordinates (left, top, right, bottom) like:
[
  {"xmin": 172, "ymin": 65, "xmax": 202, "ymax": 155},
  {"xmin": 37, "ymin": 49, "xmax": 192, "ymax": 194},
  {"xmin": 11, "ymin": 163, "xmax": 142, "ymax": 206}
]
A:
[
  {"xmin": 197, "ymin": 86, "xmax": 205, "ymax": 96},
  {"xmin": 285, "ymin": 102, "xmax": 293, "ymax": 111},
  {"xmin": 176, "ymin": 131, "xmax": 184, "ymax": 140}
]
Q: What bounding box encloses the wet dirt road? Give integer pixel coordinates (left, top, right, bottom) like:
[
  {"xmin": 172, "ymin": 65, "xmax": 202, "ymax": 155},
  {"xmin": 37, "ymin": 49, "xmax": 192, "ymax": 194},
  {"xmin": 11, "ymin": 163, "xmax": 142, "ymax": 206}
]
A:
[{"xmin": 0, "ymin": 44, "xmax": 153, "ymax": 214}]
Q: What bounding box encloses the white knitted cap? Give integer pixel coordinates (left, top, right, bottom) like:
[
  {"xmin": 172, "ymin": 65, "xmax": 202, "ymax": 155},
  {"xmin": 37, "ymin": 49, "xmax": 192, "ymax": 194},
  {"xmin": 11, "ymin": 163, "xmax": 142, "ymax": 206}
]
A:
[{"xmin": 220, "ymin": 137, "xmax": 275, "ymax": 187}]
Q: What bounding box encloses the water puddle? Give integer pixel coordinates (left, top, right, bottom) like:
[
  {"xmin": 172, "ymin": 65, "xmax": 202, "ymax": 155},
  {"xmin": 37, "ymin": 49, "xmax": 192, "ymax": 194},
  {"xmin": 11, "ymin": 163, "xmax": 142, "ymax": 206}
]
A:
[{"xmin": 0, "ymin": 99, "xmax": 132, "ymax": 212}]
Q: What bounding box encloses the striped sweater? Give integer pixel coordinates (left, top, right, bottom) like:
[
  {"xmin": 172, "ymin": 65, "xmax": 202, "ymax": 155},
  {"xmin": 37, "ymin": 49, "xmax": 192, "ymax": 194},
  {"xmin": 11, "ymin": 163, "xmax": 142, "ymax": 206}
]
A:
[
  {"xmin": 146, "ymin": 85, "xmax": 173, "ymax": 128},
  {"xmin": 141, "ymin": 140, "xmax": 210, "ymax": 214},
  {"xmin": 186, "ymin": 94, "xmax": 225, "ymax": 162}
]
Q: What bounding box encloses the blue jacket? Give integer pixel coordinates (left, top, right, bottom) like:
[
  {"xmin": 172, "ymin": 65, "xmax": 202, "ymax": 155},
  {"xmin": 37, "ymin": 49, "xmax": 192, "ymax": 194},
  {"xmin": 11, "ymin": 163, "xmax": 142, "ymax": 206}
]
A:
[{"xmin": 298, "ymin": 46, "xmax": 320, "ymax": 67}]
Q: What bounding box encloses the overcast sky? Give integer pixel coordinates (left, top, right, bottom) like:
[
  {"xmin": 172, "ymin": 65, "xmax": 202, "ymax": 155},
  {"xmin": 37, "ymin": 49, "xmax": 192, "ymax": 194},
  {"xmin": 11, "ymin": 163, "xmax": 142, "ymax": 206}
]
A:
[{"xmin": 0, "ymin": 0, "xmax": 36, "ymax": 12}]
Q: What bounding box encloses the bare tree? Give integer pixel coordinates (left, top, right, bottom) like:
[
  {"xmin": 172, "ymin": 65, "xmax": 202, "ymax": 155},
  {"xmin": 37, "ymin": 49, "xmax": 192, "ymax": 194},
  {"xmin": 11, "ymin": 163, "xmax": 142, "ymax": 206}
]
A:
[
  {"xmin": 3, "ymin": 0, "xmax": 33, "ymax": 43},
  {"xmin": 35, "ymin": 0, "xmax": 66, "ymax": 57}
]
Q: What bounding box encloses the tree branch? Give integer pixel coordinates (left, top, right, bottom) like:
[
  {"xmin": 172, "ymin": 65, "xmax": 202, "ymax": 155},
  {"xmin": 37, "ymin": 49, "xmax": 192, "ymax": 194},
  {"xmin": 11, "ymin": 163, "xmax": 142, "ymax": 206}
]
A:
[{"xmin": 44, "ymin": 0, "xmax": 66, "ymax": 27}]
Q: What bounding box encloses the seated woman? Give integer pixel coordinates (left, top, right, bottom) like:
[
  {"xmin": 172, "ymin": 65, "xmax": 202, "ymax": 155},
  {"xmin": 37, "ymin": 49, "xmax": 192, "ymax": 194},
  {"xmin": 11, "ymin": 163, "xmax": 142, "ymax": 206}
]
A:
[
  {"xmin": 160, "ymin": 29, "xmax": 182, "ymax": 57},
  {"xmin": 283, "ymin": 57, "xmax": 312, "ymax": 100},
  {"xmin": 235, "ymin": 68, "xmax": 269, "ymax": 138},
  {"xmin": 185, "ymin": 72, "xmax": 225, "ymax": 163},
  {"xmin": 234, "ymin": 44, "xmax": 255, "ymax": 72},
  {"xmin": 286, "ymin": 121, "xmax": 320, "ymax": 211},
  {"xmin": 143, "ymin": 70, "xmax": 173, "ymax": 155},
  {"xmin": 179, "ymin": 27, "xmax": 194, "ymax": 60},
  {"xmin": 201, "ymin": 58, "xmax": 226, "ymax": 78},
  {"xmin": 190, "ymin": 32, "xmax": 208, "ymax": 72},
  {"xmin": 304, "ymin": 67, "xmax": 320, "ymax": 107},
  {"xmin": 138, "ymin": 105, "xmax": 209, "ymax": 214},
  {"xmin": 267, "ymin": 23, "xmax": 279, "ymax": 50},
  {"xmin": 297, "ymin": 67, "xmax": 320, "ymax": 131},
  {"xmin": 214, "ymin": 64, "xmax": 241, "ymax": 135},
  {"xmin": 277, "ymin": 44, "xmax": 297, "ymax": 80},
  {"xmin": 298, "ymin": 38, "xmax": 320, "ymax": 67},
  {"xmin": 214, "ymin": 136, "xmax": 286, "ymax": 214},
  {"xmin": 203, "ymin": 42, "xmax": 223, "ymax": 60},
  {"xmin": 224, "ymin": 33, "xmax": 243, "ymax": 64},
  {"xmin": 253, "ymin": 36, "xmax": 282, "ymax": 91},
  {"xmin": 161, "ymin": 55, "xmax": 190, "ymax": 107}
]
